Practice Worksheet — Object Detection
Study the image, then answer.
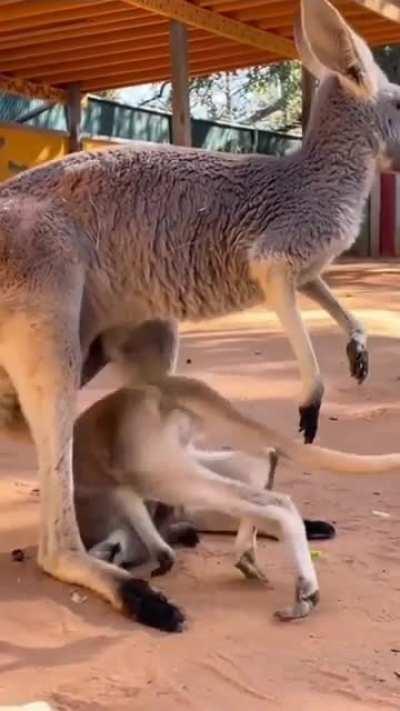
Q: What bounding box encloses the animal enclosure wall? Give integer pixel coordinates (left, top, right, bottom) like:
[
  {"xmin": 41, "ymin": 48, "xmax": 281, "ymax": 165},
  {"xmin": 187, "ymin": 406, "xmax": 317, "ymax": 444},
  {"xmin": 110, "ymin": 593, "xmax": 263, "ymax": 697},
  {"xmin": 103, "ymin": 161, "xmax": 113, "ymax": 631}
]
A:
[{"xmin": 0, "ymin": 122, "xmax": 68, "ymax": 181}]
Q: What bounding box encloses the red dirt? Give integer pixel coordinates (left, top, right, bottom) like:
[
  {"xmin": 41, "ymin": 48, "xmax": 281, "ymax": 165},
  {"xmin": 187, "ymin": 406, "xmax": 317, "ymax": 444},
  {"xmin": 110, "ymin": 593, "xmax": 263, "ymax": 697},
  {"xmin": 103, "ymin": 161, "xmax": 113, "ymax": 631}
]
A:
[{"xmin": 0, "ymin": 260, "xmax": 399, "ymax": 710}]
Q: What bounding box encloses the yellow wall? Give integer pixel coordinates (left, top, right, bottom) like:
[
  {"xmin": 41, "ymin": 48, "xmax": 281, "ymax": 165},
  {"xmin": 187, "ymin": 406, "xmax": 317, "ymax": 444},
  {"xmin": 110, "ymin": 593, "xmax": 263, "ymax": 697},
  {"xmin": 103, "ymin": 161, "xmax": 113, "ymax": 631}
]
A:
[
  {"xmin": 82, "ymin": 137, "xmax": 115, "ymax": 151},
  {"xmin": 0, "ymin": 123, "xmax": 116, "ymax": 182},
  {"xmin": 0, "ymin": 123, "xmax": 70, "ymax": 182}
]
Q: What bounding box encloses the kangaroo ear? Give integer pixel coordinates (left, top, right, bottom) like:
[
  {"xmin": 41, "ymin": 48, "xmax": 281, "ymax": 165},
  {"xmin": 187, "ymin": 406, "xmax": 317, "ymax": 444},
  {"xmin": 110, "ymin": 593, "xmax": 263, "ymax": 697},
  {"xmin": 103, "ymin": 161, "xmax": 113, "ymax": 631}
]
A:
[
  {"xmin": 300, "ymin": 0, "xmax": 378, "ymax": 97},
  {"xmin": 293, "ymin": 11, "xmax": 325, "ymax": 81}
]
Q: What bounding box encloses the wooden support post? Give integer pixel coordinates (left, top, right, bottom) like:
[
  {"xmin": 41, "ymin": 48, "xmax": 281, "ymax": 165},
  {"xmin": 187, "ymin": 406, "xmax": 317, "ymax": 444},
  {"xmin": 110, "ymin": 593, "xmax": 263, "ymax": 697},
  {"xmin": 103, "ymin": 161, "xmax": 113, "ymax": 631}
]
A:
[
  {"xmin": 169, "ymin": 20, "xmax": 191, "ymax": 146},
  {"xmin": 67, "ymin": 83, "xmax": 82, "ymax": 152},
  {"xmin": 301, "ymin": 66, "xmax": 315, "ymax": 135},
  {"xmin": 370, "ymin": 172, "xmax": 381, "ymax": 258},
  {"xmin": 394, "ymin": 175, "xmax": 400, "ymax": 257}
]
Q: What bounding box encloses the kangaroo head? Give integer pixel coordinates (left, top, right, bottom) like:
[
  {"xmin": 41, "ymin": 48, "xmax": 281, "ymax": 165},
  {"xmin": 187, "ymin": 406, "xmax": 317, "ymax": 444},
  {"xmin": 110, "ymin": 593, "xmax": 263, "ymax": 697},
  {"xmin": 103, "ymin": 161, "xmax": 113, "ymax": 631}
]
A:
[
  {"xmin": 296, "ymin": 0, "xmax": 400, "ymax": 172},
  {"xmin": 118, "ymin": 319, "xmax": 178, "ymax": 383}
]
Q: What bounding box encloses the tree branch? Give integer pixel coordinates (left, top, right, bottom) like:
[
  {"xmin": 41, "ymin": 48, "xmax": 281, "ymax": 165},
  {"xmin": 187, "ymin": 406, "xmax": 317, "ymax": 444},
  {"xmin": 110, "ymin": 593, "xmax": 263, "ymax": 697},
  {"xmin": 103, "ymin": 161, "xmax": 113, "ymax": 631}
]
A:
[
  {"xmin": 138, "ymin": 81, "xmax": 170, "ymax": 107},
  {"xmin": 243, "ymin": 97, "xmax": 285, "ymax": 124}
]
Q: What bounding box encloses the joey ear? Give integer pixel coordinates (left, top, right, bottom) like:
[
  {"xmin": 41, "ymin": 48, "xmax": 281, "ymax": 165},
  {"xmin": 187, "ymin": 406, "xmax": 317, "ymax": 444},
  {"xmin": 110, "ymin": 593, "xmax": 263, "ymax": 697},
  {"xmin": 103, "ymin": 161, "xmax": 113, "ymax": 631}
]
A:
[{"xmin": 299, "ymin": 0, "xmax": 378, "ymax": 96}]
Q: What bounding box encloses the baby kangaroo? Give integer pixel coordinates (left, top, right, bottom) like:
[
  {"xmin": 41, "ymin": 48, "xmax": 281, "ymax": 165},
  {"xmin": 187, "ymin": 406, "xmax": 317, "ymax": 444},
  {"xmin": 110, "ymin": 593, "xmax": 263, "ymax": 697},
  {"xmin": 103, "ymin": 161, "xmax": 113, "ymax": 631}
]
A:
[
  {"xmin": 73, "ymin": 317, "xmax": 400, "ymax": 624},
  {"xmin": 74, "ymin": 319, "xmax": 319, "ymax": 621}
]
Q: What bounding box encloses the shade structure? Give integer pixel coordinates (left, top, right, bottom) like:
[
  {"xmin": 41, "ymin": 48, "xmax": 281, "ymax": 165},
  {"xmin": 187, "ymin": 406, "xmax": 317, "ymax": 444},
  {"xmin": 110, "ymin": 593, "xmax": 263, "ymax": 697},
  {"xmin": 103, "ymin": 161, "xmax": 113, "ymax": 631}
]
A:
[{"xmin": 0, "ymin": 0, "xmax": 399, "ymax": 103}]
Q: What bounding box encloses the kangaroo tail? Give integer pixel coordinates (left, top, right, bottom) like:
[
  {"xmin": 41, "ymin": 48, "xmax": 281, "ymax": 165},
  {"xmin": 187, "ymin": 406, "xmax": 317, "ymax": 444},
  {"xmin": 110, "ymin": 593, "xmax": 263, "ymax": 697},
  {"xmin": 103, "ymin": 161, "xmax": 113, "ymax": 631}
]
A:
[{"xmin": 164, "ymin": 375, "xmax": 400, "ymax": 475}]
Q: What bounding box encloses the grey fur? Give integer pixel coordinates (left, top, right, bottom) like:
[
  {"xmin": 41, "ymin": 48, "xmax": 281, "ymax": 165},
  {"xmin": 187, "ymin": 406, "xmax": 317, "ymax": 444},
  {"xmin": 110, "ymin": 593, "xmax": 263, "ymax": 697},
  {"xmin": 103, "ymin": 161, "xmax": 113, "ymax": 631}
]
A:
[
  {"xmin": 0, "ymin": 30, "xmax": 398, "ymax": 432},
  {"xmin": 0, "ymin": 0, "xmax": 398, "ymax": 623}
]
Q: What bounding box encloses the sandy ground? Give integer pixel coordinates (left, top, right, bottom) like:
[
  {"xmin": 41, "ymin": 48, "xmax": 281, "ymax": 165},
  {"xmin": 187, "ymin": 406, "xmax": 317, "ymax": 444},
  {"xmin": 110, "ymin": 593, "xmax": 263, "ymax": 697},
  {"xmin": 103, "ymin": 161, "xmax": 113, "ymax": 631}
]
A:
[{"xmin": 0, "ymin": 260, "xmax": 400, "ymax": 710}]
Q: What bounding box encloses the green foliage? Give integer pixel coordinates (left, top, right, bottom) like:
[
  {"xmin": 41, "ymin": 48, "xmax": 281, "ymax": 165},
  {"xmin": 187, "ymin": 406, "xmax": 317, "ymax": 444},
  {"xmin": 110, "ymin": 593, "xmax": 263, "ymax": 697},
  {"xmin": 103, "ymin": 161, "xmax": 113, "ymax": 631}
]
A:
[
  {"xmin": 374, "ymin": 45, "xmax": 400, "ymax": 84},
  {"xmin": 95, "ymin": 88, "xmax": 122, "ymax": 101},
  {"xmin": 136, "ymin": 61, "xmax": 302, "ymax": 133}
]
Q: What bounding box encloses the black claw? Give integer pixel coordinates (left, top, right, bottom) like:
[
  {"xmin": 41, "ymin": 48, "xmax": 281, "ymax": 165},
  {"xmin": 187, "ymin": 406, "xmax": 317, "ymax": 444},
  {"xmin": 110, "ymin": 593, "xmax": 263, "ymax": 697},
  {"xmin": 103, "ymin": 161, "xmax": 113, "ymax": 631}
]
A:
[
  {"xmin": 167, "ymin": 523, "xmax": 200, "ymax": 548},
  {"xmin": 304, "ymin": 519, "xmax": 336, "ymax": 540},
  {"xmin": 307, "ymin": 589, "xmax": 320, "ymax": 608},
  {"xmin": 299, "ymin": 402, "xmax": 321, "ymax": 444},
  {"xmin": 176, "ymin": 526, "xmax": 200, "ymax": 548},
  {"xmin": 119, "ymin": 578, "xmax": 185, "ymax": 632},
  {"xmin": 346, "ymin": 339, "xmax": 369, "ymax": 384},
  {"xmin": 296, "ymin": 577, "xmax": 320, "ymax": 607},
  {"xmin": 296, "ymin": 583, "xmax": 320, "ymax": 609},
  {"xmin": 109, "ymin": 542, "xmax": 121, "ymax": 562},
  {"xmin": 151, "ymin": 550, "xmax": 175, "ymax": 578}
]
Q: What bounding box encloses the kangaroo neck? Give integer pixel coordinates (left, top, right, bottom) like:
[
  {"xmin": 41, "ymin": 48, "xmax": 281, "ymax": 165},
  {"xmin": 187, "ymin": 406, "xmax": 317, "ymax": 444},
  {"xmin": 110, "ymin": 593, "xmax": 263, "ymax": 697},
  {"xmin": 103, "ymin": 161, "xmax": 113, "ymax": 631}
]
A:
[{"xmin": 300, "ymin": 75, "xmax": 378, "ymax": 195}]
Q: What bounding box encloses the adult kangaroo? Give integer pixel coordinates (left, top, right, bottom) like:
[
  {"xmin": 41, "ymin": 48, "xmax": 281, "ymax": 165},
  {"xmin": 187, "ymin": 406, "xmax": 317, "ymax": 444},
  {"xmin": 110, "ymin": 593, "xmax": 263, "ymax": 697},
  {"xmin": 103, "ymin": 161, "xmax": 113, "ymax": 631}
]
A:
[{"xmin": 0, "ymin": 0, "xmax": 399, "ymax": 630}]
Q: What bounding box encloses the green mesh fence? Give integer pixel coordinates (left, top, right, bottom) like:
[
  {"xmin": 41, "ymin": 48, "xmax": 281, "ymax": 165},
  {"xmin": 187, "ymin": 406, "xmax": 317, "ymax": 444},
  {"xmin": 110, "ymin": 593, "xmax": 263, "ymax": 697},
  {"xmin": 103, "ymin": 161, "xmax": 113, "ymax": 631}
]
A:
[
  {"xmin": 82, "ymin": 97, "xmax": 301, "ymax": 155},
  {"xmin": 0, "ymin": 93, "xmax": 300, "ymax": 156},
  {"xmin": 0, "ymin": 92, "xmax": 38, "ymax": 121},
  {"xmin": 191, "ymin": 118, "xmax": 255, "ymax": 153},
  {"xmin": 0, "ymin": 92, "xmax": 67, "ymax": 129},
  {"xmin": 82, "ymin": 99, "xmax": 171, "ymax": 143}
]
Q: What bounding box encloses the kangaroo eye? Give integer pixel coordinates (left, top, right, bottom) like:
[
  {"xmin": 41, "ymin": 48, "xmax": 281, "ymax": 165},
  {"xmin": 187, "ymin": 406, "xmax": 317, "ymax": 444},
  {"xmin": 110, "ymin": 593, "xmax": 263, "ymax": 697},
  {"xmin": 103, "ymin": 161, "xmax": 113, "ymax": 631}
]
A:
[{"xmin": 395, "ymin": 102, "xmax": 400, "ymax": 110}]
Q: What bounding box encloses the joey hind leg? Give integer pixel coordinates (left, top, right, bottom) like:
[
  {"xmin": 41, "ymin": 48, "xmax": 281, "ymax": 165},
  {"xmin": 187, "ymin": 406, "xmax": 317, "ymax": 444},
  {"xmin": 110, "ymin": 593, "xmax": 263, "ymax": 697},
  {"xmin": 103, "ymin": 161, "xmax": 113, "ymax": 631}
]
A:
[
  {"xmin": 200, "ymin": 448, "xmax": 278, "ymax": 581},
  {"xmin": 235, "ymin": 525, "xmax": 268, "ymax": 582},
  {"xmin": 156, "ymin": 460, "xmax": 319, "ymax": 620},
  {"xmin": 232, "ymin": 447, "xmax": 334, "ymax": 568},
  {"xmin": 154, "ymin": 503, "xmax": 200, "ymax": 549},
  {"xmin": 113, "ymin": 488, "xmax": 177, "ymax": 578},
  {"xmin": 166, "ymin": 521, "xmax": 200, "ymax": 548},
  {"xmin": 0, "ymin": 309, "xmax": 183, "ymax": 633},
  {"xmin": 235, "ymin": 449, "xmax": 279, "ymax": 581},
  {"xmin": 88, "ymin": 508, "xmax": 199, "ymax": 574},
  {"xmin": 88, "ymin": 528, "xmax": 149, "ymax": 568}
]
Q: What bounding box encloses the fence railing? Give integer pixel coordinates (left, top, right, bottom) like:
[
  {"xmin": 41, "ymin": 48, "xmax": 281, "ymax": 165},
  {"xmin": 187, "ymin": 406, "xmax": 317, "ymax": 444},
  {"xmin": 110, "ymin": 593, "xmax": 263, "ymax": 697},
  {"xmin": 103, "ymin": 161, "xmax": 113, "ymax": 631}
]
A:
[{"xmin": 16, "ymin": 94, "xmax": 301, "ymax": 157}]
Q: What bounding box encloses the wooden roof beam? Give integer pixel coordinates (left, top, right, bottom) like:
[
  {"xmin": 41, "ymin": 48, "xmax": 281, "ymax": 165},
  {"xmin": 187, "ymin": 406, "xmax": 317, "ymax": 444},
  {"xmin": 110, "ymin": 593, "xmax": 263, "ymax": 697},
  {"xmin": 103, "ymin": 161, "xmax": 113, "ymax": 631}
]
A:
[
  {"xmin": 0, "ymin": 2, "xmax": 127, "ymax": 34},
  {"xmin": 0, "ymin": 13, "xmax": 165, "ymax": 50},
  {"xmin": 206, "ymin": 0, "xmax": 271, "ymax": 12},
  {"xmin": 361, "ymin": 26, "xmax": 400, "ymax": 41},
  {"xmin": 19, "ymin": 38, "xmax": 265, "ymax": 80},
  {"xmin": 0, "ymin": 0, "xmax": 114, "ymax": 22},
  {"xmin": 198, "ymin": 0, "xmax": 282, "ymax": 8},
  {"xmin": 33, "ymin": 45, "xmax": 272, "ymax": 85},
  {"xmin": 82, "ymin": 55, "xmax": 274, "ymax": 93},
  {"xmin": 0, "ymin": 33, "xmax": 214, "ymax": 72},
  {"xmin": 0, "ymin": 23, "xmax": 170, "ymax": 61},
  {"xmin": 0, "ymin": 73, "xmax": 66, "ymax": 103},
  {"xmin": 352, "ymin": 0, "xmax": 400, "ymax": 23},
  {"xmin": 0, "ymin": 29, "xmax": 239, "ymax": 70},
  {"xmin": 121, "ymin": 0, "xmax": 296, "ymax": 57}
]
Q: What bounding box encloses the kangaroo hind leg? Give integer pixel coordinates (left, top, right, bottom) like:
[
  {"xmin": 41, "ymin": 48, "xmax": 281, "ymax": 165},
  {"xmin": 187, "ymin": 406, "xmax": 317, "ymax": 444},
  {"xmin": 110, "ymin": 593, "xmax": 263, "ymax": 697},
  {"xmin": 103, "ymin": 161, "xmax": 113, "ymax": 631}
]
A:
[
  {"xmin": 0, "ymin": 306, "xmax": 183, "ymax": 633},
  {"xmin": 155, "ymin": 459, "xmax": 319, "ymax": 620},
  {"xmin": 234, "ymin": 448, "xmax": 279, "ymax": 581}
]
